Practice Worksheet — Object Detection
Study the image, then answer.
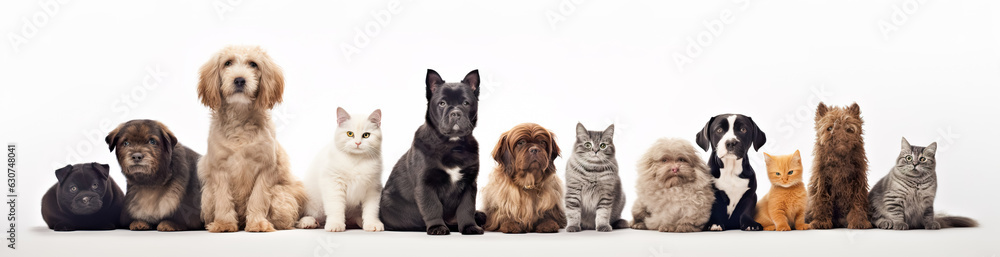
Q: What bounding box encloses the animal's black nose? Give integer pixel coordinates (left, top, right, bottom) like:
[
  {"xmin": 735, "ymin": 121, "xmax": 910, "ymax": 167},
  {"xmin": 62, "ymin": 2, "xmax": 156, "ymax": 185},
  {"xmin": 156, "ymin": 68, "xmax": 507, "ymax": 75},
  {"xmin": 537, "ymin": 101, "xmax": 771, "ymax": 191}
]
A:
[
  {"xmin": 450, "ymin": 112, "xmax": 461, "ymax": 118},
  {"xmin": 725, "ymin": 141, "xmax": 738, "ymax": 149},
  {"xmin": 234, "ymin": 77, "xmax": 246, "ymax": 88},
  {"xmin": 81, "ymin": 196, "xmax": 90, "ymax": 204},
  {"xmin": 131, "ymin": 153, "xmax": 144, "ymax": 161}
]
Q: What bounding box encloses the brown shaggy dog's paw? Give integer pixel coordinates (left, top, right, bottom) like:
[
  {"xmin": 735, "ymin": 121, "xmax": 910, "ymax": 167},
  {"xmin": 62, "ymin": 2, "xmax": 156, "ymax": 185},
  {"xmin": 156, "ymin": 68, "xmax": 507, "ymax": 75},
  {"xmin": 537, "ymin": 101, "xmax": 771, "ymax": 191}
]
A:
[
  {"xmin": 156, "ymin": 221, "xmax": 181, "ymax": 232},
  {"xmin": 810, "ymin": 220, "xmax": 833, "ymax": 230},
  {"xmin": 206, "ymin": 221, "xmax": 239, "ymax": 233},
  {"xmin": 535, "ymin": 219, "xmax": 560, "ymax": 233},
  {"xmin": 499, "ymin": 221, "xmax": 526, "ymax": 234},
  {"xmin": 129, "ymin": 221, "xmax": 152, "ymax": 231},
  {"xmin": 245, "ymin": 220, "xmax": 277, "ymax": 232}
]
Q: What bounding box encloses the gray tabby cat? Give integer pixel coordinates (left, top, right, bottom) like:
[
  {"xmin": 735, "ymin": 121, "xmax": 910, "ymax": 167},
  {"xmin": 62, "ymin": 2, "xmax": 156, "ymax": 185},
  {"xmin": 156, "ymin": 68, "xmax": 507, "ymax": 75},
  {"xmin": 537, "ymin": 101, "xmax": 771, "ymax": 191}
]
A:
[
  {"xmin": 565, "ymin": 123, "xmax": 628, "ymax": 232},
  {"xmin": 868, "ymin": 137, "xmax": 977, "ymax": 230}
]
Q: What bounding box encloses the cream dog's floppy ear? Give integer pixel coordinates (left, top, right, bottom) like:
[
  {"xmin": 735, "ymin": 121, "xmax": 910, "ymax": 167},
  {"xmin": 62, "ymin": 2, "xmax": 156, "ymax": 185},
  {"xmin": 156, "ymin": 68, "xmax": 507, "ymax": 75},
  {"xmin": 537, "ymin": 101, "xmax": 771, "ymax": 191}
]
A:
[
  {"xmin": 198, "ymin": 51, "xmax": 222, "ymax": 110},
  {"xmin": 255, "ymin": 47, "xmax": 284, "ymax": 110}
]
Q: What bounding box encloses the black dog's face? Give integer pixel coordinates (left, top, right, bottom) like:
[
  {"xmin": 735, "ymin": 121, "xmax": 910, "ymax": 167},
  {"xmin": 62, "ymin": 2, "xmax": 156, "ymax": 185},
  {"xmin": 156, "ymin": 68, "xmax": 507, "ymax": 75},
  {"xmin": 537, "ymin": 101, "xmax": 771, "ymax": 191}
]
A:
[
  {"xmin": 425, "ymin": 69, "xmax": 480, "ymax": 138},
  {"xmin": 55, "ymin": 163, "xmax": 111, "ymax": 215},
  {"xmin": 105, "ymin": 119, "xmax": 177, "ymax": 184},
  {"xmin": 696, "ymin": 114, "xmax": 766, "ymax": 159}
]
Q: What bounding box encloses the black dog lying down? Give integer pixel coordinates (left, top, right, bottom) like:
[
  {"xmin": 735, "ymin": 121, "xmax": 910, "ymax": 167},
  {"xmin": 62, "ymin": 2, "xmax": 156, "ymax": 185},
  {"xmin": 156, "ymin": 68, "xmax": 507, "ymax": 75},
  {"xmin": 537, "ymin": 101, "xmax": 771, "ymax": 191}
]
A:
[
  {"xmin": 379, "ymin": 69, "xmax": 486, "ymax": 235},
  {"xmin": 41, "ymin": 163, "xmax": 124, "ymax": 231}
]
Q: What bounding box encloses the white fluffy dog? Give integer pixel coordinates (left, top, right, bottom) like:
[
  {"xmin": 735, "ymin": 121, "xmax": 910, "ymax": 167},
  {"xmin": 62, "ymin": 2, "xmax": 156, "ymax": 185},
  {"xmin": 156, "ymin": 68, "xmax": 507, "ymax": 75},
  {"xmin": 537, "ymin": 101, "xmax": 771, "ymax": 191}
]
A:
[{"xmin": 631, "ymin": 138, "xmax": 716, "ymax": 232}]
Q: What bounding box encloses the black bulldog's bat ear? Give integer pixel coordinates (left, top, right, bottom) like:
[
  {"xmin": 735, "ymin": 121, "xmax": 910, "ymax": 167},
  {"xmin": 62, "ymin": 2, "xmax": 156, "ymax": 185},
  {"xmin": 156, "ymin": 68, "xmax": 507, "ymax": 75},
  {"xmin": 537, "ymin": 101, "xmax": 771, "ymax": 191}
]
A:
[
  {"xmin": 92, "ymin": 162, "xmax": 111, "ymax": 179},
  {"xmin": 426, "ymin": 69, "xmax": 444, "ymax": 100},
  {"xmin": 695, "ymin": 116, "xmax": 715, "ymax": 152},
  {"xmin": 462, "ymin": 69, "xmax": 480, "ymax": 97},
  {"xmin": 55, "ymin": 165, "xmax": 73, "ymax": 182}
]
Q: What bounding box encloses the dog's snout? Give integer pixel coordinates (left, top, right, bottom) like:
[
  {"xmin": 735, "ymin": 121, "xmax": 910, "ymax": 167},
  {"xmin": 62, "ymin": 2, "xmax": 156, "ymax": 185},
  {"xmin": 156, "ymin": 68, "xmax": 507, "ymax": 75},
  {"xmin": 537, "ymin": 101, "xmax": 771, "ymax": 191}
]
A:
[
  {"xmin": 131, "ymin": 153, "xmax": 144, "ymax": 162},
  {"xmin": 449, "ymin": 111, "xmax": 462, "ymax": 118},
  {"xmin": 530, "ymin": 147, "xmax": 540, "ymax": 154},
  {"xmin": 725, "ymin": 140, "xmax": 738, "ymax": 149},
  {"xmin": 81, "ymin": 196, "xmax": 90, "ymax": 204},
  {"xmin": 234, "ymin": 77, "xmax": 246, "ymax": 89}
]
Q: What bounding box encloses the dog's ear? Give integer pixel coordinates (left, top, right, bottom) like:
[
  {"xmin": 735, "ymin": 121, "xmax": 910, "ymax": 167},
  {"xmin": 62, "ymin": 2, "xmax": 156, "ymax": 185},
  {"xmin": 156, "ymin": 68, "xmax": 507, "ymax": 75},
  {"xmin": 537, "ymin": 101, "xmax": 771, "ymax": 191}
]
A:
[
  {"xmin": 368, "ymin": 109, "xmax": 382, "ymax": 128},
  {"xmin": 815, "ymin": 102, "xmax": 829, "ymax": 121},
  {"xmin": 461, "ymin": 69, "xmax": 480, "ymax": 97},
  {"xmin": 157, "ymin": 121, "xmax": 178, "ymax": 149},
  {"xmin": 848, "ymin": 102, "xmax": 862, "ymax": 118},
  {"xmin": 748, "ymin": 117, "xmax": 766, "ymax": 151},
  {"xmin": 255, "ymin": 49, "xmax": 285, "ymax": 110},
  {"xmin": 198, "ymin": 52, "xmax": 222, "ymax": 110},
  {"xmin": 105, "ymin": 122, "xmax": 125, "ymax": 152},
  {"xmin": 336, "ymin": 107, "xmax": 351, "ymax": 127},
  {"xmin": 54, "ymin": 165, "xmax": 73, "ymax": 183},
  {"xmin": 91, "ymin": 162, "xmax": 111, "ymax": 180},
  {"xmin": 425, "ymin": 69, "xmax": 444, "ymax": 100},
  {"xmin": 548, "ymin": 131, "xmax": 561, "ymax": 162},
  {"xmin": 492, "ymin": 131, "xmax": 514, "ymax": 176},
  {"xmin": 695, "ymin": 116, "xmax": 716, "ymax": 152}
]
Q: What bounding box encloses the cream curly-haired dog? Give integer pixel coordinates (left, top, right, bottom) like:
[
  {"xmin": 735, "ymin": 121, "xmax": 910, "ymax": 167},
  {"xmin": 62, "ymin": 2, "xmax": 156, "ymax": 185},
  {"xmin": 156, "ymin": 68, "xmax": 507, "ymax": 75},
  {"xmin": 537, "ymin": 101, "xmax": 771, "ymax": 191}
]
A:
[
  {"xmin": 631, "ymin": 138, "xmax": 715, "ymax": 232},
  {"xmin": 196, "ymin": 45, "xmax": 306, "ymax": 232}
]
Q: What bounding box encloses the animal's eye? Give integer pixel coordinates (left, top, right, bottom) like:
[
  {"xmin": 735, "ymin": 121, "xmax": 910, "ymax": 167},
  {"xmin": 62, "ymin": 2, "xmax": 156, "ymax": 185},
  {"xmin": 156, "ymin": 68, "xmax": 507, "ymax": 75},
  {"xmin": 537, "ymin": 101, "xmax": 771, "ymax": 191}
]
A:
[
  {"xmin": 716, "ymin": 128, "xmax": 724, "ymax": 134},
  {"xmin": 91, "ymin": 183, "xmax": 98, "ymax": 190},
  {"xmin": 123, "ymin": 141, "xmax": 130, "ymax": 146},
  {"xmin": 438, "ymin": 101, "xmax": 446, "ymax": 107},
  {"xmin": 463, "ymin": 101, "xmax": 470, "ymax": 106},
  {"xmin": 539, "ymin": 141, "xmax": 547, "ymax": 147},
  {"xmin": 599, "ymin": 143, "xmax": 607, "ymax": 149},
  {"xmin": 347, "ymin": 131, "xmax": 354, "ymax": 137},
  {"xmin": 919, "ymin": 157, "xmax": 926, "ymax": 162},
  {"xmin": 740, "ymin": 127, "xmax": 747, "ymax": 133},
  {"xmin": 661, "ymin": 158, "xmax": 669, "ymax": 163},
  {"xmin": 584, "ymin": 142, "xmax": 593, "ymax": 148},
  {"xmin": 249, "ymin": 61, "xmax": 258, "ymax": 68},
  {"xmin": 148, "ymin": 139, "xmax": 157, "ymax": 145},
  {"xmin": 69, "ymin": 186, "xmax": 77, "ymax": 192},
  {"xmin": 517, "ymin": 140, "xmax": 526, "ymax": 146},
  {"xmin": 846, "ymin": 127, "xmax": 855, "ymax": 133},
  {"xmin": 787, "ymin": 170, "xmax": 794, "ymax": 175},
  {"xmin": 905, "ymin": 155, "xmax": 913, "ymax": 161},
  {"xmin": 775, "ymin": 172, "xmax": 781, "ymax": 176},
  {"xmin": 362, "ymin": 132, "xmax": 370, "ymax": 138},
  {"xmin": 827, "ymin": 126, "xmax": 834, "ymax": 131},
  {"xmin": 224, "ymin": 60, "xmax": 232, "ymax": 66},
  {"xmin": 678, "ymin": 158, "xmax": 686, "ymax": 163}
]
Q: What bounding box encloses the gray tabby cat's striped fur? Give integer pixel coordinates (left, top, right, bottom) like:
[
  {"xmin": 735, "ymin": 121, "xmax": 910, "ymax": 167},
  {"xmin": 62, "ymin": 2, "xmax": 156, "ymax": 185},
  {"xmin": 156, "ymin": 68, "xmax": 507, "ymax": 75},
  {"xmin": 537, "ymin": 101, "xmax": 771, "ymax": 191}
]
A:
[
  {"xmin": 564, "ymin": 123, "xmax": 628, "ymax": 232},
  {"xmin": 868, "ymin": 137, "xmax": 977, "ymax": 230}
]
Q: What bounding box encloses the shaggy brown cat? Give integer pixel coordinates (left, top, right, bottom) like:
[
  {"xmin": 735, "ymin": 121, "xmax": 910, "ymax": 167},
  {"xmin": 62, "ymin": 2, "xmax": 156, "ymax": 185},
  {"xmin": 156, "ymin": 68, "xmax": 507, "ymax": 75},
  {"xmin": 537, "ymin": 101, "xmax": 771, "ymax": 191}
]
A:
[{"xmin": 807, "ymin": 102, "xmax": 873, "ymax": 229}]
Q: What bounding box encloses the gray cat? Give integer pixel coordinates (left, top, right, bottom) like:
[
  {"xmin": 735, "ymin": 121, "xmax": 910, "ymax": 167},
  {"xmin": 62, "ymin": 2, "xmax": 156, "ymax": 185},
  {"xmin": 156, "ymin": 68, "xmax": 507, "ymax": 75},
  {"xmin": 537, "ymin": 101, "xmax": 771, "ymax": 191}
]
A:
[
  {"xmin": 868, "ymin": 137, "xmax": 977, "ymax": 230},
  {"xmin": 564, "ymin": 123, "xmax": 628, "ymax": 232}
]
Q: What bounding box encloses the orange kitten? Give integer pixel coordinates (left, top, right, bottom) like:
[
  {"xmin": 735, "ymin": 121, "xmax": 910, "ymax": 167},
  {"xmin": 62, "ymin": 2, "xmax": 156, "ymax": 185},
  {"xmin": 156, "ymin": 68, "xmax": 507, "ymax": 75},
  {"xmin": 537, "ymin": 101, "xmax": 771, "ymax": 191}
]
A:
[{"xmin": 754, "ymin": 150, "xmax": 809, "ymax": 231}]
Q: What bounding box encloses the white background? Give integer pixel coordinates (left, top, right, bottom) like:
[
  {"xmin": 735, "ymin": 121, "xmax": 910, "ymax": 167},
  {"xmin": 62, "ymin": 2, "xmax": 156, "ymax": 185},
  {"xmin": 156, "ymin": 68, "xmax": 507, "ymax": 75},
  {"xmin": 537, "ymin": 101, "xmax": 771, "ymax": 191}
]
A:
[{"xmin": 1, "ymin": 0, "xmax": 998, "ymax": 256}]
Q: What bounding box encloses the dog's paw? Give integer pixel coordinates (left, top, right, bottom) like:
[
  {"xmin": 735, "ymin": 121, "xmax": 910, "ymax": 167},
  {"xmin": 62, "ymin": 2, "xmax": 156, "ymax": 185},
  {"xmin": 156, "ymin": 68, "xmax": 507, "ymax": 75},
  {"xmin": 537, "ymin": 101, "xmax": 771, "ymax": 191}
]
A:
[
  {"xmin": 848, "ymin": 220, "xmax": 873, "ymax": 230},
  {"xmin": 427, "ymin": 224, "xmax": 451, "ymax": 235},
  {"xmin": 630, "ymin": 222, "xmax": 647, "ymax": 230},
  {"xmin": 657, "ymin": 225, "xmax": 677, "ymax": 233},
  {"xmin": 566, "ymin": 224, "xmax": 582, "ymax": 232},
  {"xmin": 674, "ymin": 224, "xmax": 701, "ymax": 233},
  {"xmin": 924, "ymin": 221, "xmax": 941, "ymax": 230},
  {"xmin": 363, "ymin": 221, "xmax": 384, "ymax": 232},
  {"xmin": 245, "ymin": 220, "xmax": 276, "ymax": 233},
  {"xmin": 461, "ymin": 225, "xmax": 484, "ymax": 235},
  {"xmin": 810, "ymin": 220, "xmax": 833, "ymax": 230},
  {"xmin": 742, "ymin": 223, "xmax": 763, "ymax": 231},
  {"xmin": 535, "ymin": 220, "xmax": 560, "ymax": 233},
  {"xmin": 297, "ymin": 216, "xmax": 319, "ymax": 229},
  {"xmin": 709, "ymin": 224, "xmax": 724, "ymax": 231},
  {"xmin": 130, "ymin": 221, "xmax": 152, "ymax": 231},
  {"xmin": 156, "ymin": 221, "xmax": 181, "ymax": 232},
  {"xmin": 474, "ymin": 211, "xmax": 487, "ymax": 227},
  {"xmin": 324, "ymin": 222, "xmax": 347, "ymax": 232},
  {"xmin": 597, "ymin": 224, "xmax": 613, "ymax": 232},
  {"xmin": 499, "ymin": 221, "xmax": 526, "ymax": 234},
  {"xmin": 206, "ymin": 221, "xmax": 239, "ymax": 233}
]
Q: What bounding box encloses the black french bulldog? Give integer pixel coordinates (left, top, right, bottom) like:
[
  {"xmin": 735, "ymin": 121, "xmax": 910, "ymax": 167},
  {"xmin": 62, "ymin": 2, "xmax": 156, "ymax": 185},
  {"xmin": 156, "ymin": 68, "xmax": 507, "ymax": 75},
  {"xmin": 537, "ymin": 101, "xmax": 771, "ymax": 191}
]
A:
[
  {"xmin": 41, "ymin": 163, "xmax": 125, "ymax": 231},
  {"xmin": 379, "ymin": 69, "xmax": 486, "ymax": 235}
]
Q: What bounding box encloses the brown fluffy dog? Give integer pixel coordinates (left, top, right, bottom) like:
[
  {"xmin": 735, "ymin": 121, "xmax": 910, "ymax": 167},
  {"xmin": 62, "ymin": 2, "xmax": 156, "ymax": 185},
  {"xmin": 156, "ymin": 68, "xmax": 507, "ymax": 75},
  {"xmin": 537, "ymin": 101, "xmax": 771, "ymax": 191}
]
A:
[
  {"xmin": 197, "ymin": 45, "xmax": 307, "ymax": 233},
  {"xmin": 106, "ymin": 120, "xmax": 203, "ymax": 231},
  {"xmin": 480, "ymin": 123, "xmax": 566, "ymax": 233},
  {"xmin": 807, "ymin": 102, "xmax": 873, "ymax": 229}
]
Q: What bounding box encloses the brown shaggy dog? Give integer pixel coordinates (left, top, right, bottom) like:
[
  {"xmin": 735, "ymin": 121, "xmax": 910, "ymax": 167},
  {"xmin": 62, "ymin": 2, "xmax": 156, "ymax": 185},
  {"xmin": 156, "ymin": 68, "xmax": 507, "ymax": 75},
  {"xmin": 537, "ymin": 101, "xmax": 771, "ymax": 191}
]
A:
[
  {"xmin": 480, "ymin": 123, "xmax": 566, "ymax": 233},
  {"xmin": 807, "ymin": 102, "xmax": 873, "ymax": 229},
  {"xmin": 196, "ymin": 45, "xmax": 307, "ymax": 233}
]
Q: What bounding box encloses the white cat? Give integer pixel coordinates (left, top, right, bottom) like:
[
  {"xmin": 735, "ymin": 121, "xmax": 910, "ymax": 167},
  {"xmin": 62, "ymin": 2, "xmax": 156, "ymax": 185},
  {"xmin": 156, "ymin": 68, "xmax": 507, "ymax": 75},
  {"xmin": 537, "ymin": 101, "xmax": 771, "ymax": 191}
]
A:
[{"xmin": 298, "ymin": 107, "xmax": 384, "ymax": 232}]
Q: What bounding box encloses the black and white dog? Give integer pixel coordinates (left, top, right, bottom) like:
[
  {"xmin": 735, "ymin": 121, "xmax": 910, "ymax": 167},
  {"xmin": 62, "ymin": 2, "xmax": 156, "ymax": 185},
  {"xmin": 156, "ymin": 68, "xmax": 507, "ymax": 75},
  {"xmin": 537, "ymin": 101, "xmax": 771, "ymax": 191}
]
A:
[
  {"xmin": 695, "ymin": 114, "xmax": 766, "ymax": 231},
  {"xmin": 379, "ymin": 69, "xmax": 486, "ymax": 235}
]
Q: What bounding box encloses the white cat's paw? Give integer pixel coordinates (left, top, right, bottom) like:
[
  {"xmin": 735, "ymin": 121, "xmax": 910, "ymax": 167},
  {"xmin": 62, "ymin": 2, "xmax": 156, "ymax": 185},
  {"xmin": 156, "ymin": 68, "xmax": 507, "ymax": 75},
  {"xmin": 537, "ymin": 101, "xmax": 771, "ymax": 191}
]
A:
[
  {"xmin": 363, "ymin": 221, "xmax": 384, "ymax": 232},
  {"xmin": 325, "ymin": 222, "xmax": 347, "ymax": 232},
  {"xmin": 297, "ymin": 216, "xmax": 319, "ymax": 229},
  {"xmin": 710, "ymin": 224, "xmax": 723, "ymax": 231}
]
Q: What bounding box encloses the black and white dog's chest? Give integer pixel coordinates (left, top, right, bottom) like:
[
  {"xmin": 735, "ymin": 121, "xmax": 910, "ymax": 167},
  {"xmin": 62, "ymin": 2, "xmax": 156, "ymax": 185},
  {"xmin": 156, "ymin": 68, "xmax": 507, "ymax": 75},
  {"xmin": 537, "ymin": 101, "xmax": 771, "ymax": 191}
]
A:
[{"xmin": 715, "ymin": 157, "xmax": 749, "ymax": 216}]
